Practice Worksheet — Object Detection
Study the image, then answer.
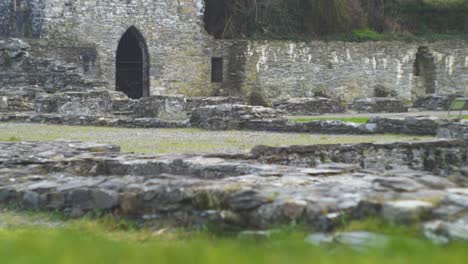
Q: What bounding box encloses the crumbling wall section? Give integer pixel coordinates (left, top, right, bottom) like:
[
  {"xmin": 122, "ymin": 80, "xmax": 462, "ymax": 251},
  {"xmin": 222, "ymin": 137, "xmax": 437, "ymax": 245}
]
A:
[{"xmin": 0, "ymin": 38, "xmax": 101, "ymax": 92}]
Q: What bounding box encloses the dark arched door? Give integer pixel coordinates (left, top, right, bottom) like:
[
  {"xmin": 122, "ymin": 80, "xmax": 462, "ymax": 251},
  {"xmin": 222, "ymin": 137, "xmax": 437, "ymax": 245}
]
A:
[{"xmin": 116, "ymin": 27, "xmax": 149, "ymax": 99}]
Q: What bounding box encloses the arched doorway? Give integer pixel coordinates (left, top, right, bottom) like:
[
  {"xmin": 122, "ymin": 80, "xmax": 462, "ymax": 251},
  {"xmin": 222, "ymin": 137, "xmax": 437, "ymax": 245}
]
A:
[{"xmin": 116, "ymin": 26, "xmax": 149, "ymax": 99}]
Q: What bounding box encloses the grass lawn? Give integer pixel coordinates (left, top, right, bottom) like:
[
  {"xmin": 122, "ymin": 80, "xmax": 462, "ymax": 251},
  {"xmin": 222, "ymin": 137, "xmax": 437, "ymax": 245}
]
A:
[
  {"xmin": 0, "ymin": 123, "xmax": 458, "ymax": 263},
  {"xmin": 0, "ymin": 211, "xmax": 466, "ymax": 264},
  {"xmin": 0, "ymin": 123, "xmax": 430, "ymax": 154}
]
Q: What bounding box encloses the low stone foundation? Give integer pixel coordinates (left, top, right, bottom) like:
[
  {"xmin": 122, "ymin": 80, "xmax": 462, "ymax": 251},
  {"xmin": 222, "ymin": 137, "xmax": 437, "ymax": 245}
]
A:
[
  {"xmin": 1, "ymin": 110, "xmax": 463, "ymax": 137},
  {"xmin": 0, "ymin": 85, "xmax": 46, "ymax": 112},
  {"xmin": 250, "ymin": 140, "xmax": 467, "ymax": 175},
  {"xmin": 273, "ymin": 97, "xmax": 346, "ymax": 115},
  {"xmin": 0, "ymin": 140, "xmax": 467, "ymax": 233},
  {"xmin": 185, "ymin": 97, "xmax": 246, "ymax": 112},
  {"xmin": 190, "ymin": 104, "xmax": 285, "ymax": 130},
  {"xmin": 350, "ymin": 97, "xmax": 408, "ymax": 113},
  {"xmin": 413, "ymin": 94, "xmax": 459, "ymax": 111},
  {"xmin": 367, "ymin": 116, "xmax": 454, "ymax": 135},
  {"xmin": 0, "ymin": 113, "xmax": 188, "ymax": 129},
  {"xmin": 438, "ymin": 121, "xmax": 468, "ymax": 143},
  {"xmin": 35, "ymin": 89, "xmax": 114, "ymax": 116}
]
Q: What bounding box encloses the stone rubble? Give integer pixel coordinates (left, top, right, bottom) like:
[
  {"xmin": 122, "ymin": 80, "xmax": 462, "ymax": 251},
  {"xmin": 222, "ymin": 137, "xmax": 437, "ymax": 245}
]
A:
[{"xmin": 0, "ymin": 39, "xmax": 103, "ymax": 93}]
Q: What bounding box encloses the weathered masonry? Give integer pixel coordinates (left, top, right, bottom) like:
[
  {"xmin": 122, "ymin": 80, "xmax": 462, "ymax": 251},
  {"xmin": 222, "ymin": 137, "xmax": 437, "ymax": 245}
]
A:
[
  {"xmin": 0, "ymin": 0, "xmax": 214, "ymax": 97},
  {"xmin": 214, "ymin": 40, "xmax": 468, "ymax": 102},
  {"xmin": 1, "ymin": 0, "xmax": 468, "ymax": 103}
]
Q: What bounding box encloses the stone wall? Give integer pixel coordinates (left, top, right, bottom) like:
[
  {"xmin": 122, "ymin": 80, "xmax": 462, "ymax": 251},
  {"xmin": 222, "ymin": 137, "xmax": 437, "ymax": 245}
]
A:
[
  {"xmin": 2, "ymin": 1, "xmax": 468, "ymax": 103},
  {"xmin": 0, "ymin": 0, "xmax": 9, "ymax": 37},
  {"xmin": 250, "ymin": 140, "xmax": 468, "ymax": 175},
  {"xmin": 0, "ymin": 0, "xmax": 214, "ymax": 96},
  {"xmin": 1, "ymin": 139, "xmax": 467, "ymax": 231},
  {"xmin": 215, "ymin": 40, "xmax": 468, "ymax": 103}
]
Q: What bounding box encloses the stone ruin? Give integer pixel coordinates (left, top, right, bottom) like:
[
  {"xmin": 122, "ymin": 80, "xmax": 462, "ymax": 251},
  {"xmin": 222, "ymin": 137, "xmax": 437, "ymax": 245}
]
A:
[
  {"xmin": 0, "ymin": 138, "xmax": 467, "ymax": 242},
  {"xmin": 1, "ymin": 37, "xmax": 467, "ymax": 125},
  {"xmin": 1, "ymin": 37, "xmax": 468, "ymax": 239}
]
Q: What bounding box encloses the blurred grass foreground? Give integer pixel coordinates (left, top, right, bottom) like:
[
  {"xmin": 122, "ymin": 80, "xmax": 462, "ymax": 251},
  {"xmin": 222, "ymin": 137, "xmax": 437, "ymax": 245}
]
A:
[
  {"xmin": 0, "ymin": 215, "xmax": 467, "ymax": 264},
  {"xmin": 1, "ymin": 228, "xmax": 468, "ymax": 264}
]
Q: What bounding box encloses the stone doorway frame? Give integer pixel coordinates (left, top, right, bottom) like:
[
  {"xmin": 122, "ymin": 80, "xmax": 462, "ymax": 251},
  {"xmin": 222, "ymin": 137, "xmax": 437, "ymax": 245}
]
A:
[{"xmin": 115, "ymin": 26, "xmax": 150, "ymax": 99}]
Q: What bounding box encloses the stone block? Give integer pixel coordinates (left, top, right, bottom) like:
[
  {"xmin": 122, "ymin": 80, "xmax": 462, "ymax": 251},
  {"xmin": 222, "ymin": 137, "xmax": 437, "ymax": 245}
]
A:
[
  {"xmin": 0, "ymin": 96, "xmax": 7, "ymax": 111},
  {"xmin": 273, "ymin": 97, "xmax": 346, "ymax": 115},
  {"xmin": 35, "ymin": 89, "xmax": 113, "ymax": 116},
  {"xmin": 185, "ymin": 97, "xmax": 246, "ymax": 112},
  {"xmin": 413, "ymin": 94, "xmax": 459, "ymax": 110},
  {"xmin": 133, "ymin": 95, "xmax": 187, "ymax": 120},
  {"xmin": 190, "ymin": 104, "xmax": 285, "ymax": 130},
  {"xmin": 370, "ymin": 116, "xmax": 453, "ymax": 136},
  {"xmin": 382, "ymin": 200, "xmax": 434, "ymax": 224},
  {"xmin": 350, "ymin": 97, "xmax": 408, "ymax": 113}
]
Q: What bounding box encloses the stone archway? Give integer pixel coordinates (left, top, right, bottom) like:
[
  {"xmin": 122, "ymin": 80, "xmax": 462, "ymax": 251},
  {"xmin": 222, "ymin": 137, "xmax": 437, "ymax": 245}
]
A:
[{"xmin": 116, "ymin": 26, "xmax": 150, "ymax": 99}]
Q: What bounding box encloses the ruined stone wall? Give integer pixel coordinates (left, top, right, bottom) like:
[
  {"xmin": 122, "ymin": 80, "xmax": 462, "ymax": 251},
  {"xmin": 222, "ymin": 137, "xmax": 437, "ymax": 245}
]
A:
[
  {"xmin": 217, "ymin": 40, "xmax": 468, "ymax": 103},
  {"xmin": 2, "ymin": 1, "xmax": 468, "ymax": 102},
  {"xmin": 0, "ymin": 0, "xmax": 9, "ymax": 37},
  {"xmin": 0, "ymin": 0, "xmax": 46, "ymax": 38},
  {"xmin": 0, "ymin": 0, "xmax": 214, "ymax": 96}
]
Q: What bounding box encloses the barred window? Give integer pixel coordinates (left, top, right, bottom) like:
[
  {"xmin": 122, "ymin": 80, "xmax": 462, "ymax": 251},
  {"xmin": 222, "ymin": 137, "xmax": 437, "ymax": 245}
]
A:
[{"xmin": 211, "ymin": 57, "xmax": 223, "ymax": 83}]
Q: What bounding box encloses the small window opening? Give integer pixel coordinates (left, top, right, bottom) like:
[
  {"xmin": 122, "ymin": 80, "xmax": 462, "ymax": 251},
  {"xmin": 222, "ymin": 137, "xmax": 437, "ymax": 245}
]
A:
[
  {"xmin": 211, "ymin": 58, "xmax": 223, "ymax": 83},
  {"xmin": 414, "ymin": 46, "xmax": 436, "ymax": 95}
]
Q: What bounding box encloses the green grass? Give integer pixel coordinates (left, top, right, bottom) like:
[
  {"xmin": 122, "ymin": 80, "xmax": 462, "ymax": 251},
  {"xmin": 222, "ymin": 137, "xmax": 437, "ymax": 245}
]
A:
[
  {"xmin": 0, "ymin": 123, "xmax": 453, "ymax": 263},
  {"xmin": 289, "ymin": 117, "xmax": 370, "ymax": 124},
  {"xmin": 444, "ymin": 115, "xmax": 468, "ymax": 120},
  {"xmin": 0, "ymin": 211, "xmax": 467, "ymax": 264},
  {"xmin": 0, "ymin": 123, "xmax": 429, "ymax": 154}
]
